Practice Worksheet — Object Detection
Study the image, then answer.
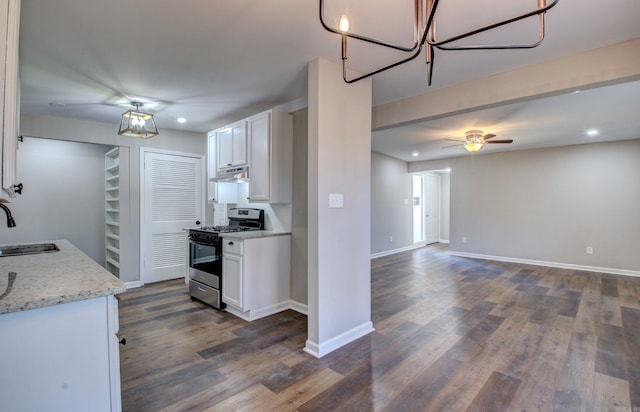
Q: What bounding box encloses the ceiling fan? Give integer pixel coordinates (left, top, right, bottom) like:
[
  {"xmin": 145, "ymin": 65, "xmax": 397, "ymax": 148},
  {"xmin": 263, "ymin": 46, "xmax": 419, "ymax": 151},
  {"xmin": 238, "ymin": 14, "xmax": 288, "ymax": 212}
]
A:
[{"xmin": 444, "ymin": 130, "xmax": 513, "ymax": 153}]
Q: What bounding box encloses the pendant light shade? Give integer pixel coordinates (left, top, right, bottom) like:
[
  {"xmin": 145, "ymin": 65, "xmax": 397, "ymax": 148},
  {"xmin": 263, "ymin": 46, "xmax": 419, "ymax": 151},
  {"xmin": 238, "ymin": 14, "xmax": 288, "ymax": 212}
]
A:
[{"xmin": 118, "ymin": 102, "xmax": 159, "ymax": 138}]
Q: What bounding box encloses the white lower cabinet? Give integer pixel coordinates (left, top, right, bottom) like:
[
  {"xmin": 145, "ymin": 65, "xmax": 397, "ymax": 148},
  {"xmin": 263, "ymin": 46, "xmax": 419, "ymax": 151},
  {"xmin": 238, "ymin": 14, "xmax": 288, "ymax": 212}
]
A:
[
  {"xmin": 0, "ymin": 295, "xmax": 122, "ymax": 411},
  {"xmin": 222, "ymin": 234, "xmax": 291, "ymax": 321}
]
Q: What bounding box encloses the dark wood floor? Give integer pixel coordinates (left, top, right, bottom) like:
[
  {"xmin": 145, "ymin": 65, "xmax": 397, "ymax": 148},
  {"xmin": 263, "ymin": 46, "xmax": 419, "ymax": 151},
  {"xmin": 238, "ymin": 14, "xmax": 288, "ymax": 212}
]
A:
[{"xmin": 118, "ymin": 244, "xmax": 640, "ymax": 411}]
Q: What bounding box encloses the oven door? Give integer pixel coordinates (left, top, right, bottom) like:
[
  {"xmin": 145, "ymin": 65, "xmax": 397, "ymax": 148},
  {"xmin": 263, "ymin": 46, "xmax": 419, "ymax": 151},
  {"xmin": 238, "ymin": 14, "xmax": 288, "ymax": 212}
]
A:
[{"xmin": 188, "ymin": 239, "xmax": 221, "ymax": 288}]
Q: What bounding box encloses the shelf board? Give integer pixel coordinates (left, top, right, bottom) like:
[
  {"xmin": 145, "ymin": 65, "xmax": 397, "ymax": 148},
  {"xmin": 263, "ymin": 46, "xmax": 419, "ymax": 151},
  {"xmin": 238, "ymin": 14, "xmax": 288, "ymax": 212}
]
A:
[
  {"xmin": 106, "ymin": 246, "xmax": 120, "ymax": 255},
  {"xmin": 106, "ymin": 233, "xmax": 120, "ymax": 241},
  {"xmin": 105, "ymin": 187, "xmax": 120, "ymax": 192},
  {"xmin": 105, "ymin": 221, "xmax": 120, "ymax": 227},
  {"xmin": 106, "ymin": 258, "xmax": 120, "ymax": 268}
]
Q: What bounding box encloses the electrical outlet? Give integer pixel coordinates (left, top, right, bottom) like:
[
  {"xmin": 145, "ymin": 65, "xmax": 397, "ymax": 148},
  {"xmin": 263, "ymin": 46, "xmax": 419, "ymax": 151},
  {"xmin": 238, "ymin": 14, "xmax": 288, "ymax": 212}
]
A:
[
  {"xmin": 586, "ymin": 246, "xmax": 593, "ymax": 255},
  {"xmin": 462, "ymin": 236, "xmax": 467, "ymax": 243}
]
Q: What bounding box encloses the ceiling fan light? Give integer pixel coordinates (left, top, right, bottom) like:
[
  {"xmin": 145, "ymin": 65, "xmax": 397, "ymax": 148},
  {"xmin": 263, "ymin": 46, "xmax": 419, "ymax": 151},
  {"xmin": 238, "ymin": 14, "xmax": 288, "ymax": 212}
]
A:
[
  {"xmin": 118, "ymin": 102, "xmax": 159, "ymax": 138},
  {"xmin": 464, "ymin": 142, "xmax": 483, "ymax": 152}
]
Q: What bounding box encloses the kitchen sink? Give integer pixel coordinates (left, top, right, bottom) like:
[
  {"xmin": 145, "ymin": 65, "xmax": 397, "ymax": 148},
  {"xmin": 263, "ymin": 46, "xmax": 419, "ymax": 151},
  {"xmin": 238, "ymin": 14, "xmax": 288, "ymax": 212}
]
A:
[{"xmin": 0, "ymin": 243, "xmax": 60, "ymax": 257}]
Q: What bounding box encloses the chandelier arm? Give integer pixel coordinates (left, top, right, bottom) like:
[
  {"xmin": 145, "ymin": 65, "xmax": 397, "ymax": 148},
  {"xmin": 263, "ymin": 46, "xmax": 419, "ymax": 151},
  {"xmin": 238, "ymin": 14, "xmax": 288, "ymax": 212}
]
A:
[
  {"xmin": 343, "ymin": 45, "xmax": 424, "ymax": 84},
  {"xmin": 319, "ymin": 0, "xmax": 425, "ymax": 52},
  {"xmin": 427, "ymin": 0, "xmax": 558, "ymax": 50},
  {"xmin": 341, "ymin": 0, "xmax": 442, "ymax": 84}
]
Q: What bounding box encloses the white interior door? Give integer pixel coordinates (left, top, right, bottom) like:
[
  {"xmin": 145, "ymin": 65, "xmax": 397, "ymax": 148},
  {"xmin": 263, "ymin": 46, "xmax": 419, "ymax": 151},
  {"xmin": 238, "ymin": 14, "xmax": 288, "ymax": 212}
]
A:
[
  {"xmin": 141, "ymin": 150, "xmax": 204, "ymax": 283},
  {"xmin": 424, "ymin": 173, "xmax": 441, "ymax": 245}
]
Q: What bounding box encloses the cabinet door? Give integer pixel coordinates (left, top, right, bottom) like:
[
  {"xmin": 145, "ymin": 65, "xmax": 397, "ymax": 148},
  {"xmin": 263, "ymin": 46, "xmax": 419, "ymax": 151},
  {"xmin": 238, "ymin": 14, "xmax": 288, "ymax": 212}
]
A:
[
  {"xmin": 1, "ymin": 0, "xmax": 20, "ymax": 197},
  {"xmin": 231, "ymin": 122, "xmax": 247, "ymax": 166},
  {"xmin": 207, "ymin": 131, "xmax": 217, "ymax": 179},
  {"xmin": 207, "ymin": 131, "xmax": 218, "ymax": 203},
  {"xmin": 217, "ymin": 127, "xmax": 233, "ymax": 168},
  {"xmin": 222, "ymin": 254, "xmax": 243, "ymax": 308},
  {"xmin": 247, "ymin": 112, "xmax": 271, "ymax": 202},
  {"xmin": 208, "ymin": 180, "xmax": 218, "ymax": 203},
  {"xmin": 217, "ymin": 121, "xmax": 247, "ymax": 168}
]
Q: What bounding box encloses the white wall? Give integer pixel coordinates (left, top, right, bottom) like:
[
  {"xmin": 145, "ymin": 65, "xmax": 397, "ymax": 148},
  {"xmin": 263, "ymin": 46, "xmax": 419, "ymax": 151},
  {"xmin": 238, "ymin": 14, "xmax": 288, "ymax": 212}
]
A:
[
  {"xmin": 0, "ymin": 137, "xmax": 111, "ymax": 263},
  {"xmin": 290, "ymin": 108, "xmax": 308, "ymax": 306},
  {"xmin": 306, "ymin": 58, "xmax": 373, "ymax": 357},
  {"xmin": 20, "ymin": 114, "xmax": 206, "ymax": 282},
  {"xmin": 410, "ymin": 140, "xmax": 640, "ymax": 273},
  {"xmin": 371, "ymin": 151, "xmax": 413, "ymax": 254}
]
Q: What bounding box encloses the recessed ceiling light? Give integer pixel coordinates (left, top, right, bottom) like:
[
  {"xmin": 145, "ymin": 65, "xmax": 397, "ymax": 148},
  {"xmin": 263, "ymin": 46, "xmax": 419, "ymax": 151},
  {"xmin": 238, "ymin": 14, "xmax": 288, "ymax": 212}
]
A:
[
  {"xmin": 177, "ymin": 117, "xmax": 187, "ymax": 123},
  {"xmin": 586, "ymin": 129, "xmax": 599, "ymax": 136},
  {"xmin": 411, "ymin": 152, "xmax": 419, "ymax": 157}
]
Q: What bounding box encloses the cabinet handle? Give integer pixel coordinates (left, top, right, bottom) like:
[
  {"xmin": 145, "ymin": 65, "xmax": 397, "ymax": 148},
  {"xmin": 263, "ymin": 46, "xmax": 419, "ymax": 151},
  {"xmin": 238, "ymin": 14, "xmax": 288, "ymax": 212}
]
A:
[
  {"xmin": 119, "ymin": 337, "xmax": 127, "ymax": 346},
  {"xmin": 228, "ymin": 241, "xmax": 234, "ymax": 245}
]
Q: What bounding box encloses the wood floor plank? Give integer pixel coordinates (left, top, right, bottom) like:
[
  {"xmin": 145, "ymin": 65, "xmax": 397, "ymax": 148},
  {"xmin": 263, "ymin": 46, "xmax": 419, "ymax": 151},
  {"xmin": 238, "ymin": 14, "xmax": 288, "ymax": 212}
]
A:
[
  {"xmin": 591, "ymin": 372, "xmax": 631, "ymax": 412},
  {"xmin": 118, "ymin": 244, "xmax": 640, "ymax": 411}
]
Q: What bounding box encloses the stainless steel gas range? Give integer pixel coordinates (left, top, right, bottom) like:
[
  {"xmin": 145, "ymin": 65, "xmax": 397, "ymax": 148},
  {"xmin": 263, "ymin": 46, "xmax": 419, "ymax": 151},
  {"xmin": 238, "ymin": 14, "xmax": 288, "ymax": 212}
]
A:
[{"xmin": 187, "ymin": 208, "xmax": 264, "ymax": 310}]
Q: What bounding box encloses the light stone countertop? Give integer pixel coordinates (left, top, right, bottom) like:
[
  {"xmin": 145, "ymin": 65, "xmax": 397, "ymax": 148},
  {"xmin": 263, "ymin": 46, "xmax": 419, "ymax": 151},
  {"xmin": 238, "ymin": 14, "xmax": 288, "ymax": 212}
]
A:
[
  {"xmin": 0, "ymin": 239, "xmax": 126, "ymax": 315},
  {"xmin": 220, "ymin": 230, "xmax": 291, "ymax": 240}
]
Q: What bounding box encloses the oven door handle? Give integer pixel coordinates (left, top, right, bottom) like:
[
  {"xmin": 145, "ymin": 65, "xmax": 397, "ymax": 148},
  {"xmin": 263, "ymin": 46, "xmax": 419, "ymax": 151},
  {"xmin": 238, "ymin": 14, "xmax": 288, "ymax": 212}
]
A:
[{"xmin": 189, "ymin": 238, "xmax": 218, "ymax": 247}]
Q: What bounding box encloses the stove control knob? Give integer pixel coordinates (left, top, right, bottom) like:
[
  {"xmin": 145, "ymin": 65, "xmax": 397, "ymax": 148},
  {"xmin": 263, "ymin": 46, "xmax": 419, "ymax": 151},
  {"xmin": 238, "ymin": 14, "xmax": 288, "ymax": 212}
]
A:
[{"xmin": 195, "ymin": 220, "xmax": 201, "ymax": 225}]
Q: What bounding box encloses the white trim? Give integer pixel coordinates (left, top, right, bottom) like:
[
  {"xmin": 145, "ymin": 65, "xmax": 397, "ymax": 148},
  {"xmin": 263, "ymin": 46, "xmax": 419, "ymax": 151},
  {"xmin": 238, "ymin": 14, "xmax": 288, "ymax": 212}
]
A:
[
  {"xmin": 224, "ymin": 300, "xmax": 291, "ymax": 322},
  {"xmin": 370, "ymin": 244, "xmax": 423, "ymax": 259},
  {"xmin": 438, "ymin": 239, "xmax": 450, "ymax": 244},
  {"xmin": 288, "ymin": 300, "xmax": 308, "ymax": 315},
  {"xmin": 303, "ymin": 321, "xmax": 375, "ymax": 358},
  {"xmin": 124, "ymin": 281, "xmax": 143, "ymax": 289},
  {"xmin": 448, "ymin": 251, "xmax": 640, "ymax": 278}
]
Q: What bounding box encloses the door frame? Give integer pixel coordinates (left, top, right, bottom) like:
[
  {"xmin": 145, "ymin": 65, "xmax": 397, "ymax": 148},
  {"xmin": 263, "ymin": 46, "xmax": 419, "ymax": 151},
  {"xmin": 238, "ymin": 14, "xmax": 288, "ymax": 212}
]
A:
[{"xmin": 139, "ymin": 147, "xmax": 206, "ymax": 284}]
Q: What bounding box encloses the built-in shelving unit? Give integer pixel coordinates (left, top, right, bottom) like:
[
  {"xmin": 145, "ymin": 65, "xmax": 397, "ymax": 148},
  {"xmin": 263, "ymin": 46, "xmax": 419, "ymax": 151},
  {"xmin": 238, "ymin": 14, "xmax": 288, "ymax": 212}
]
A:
[{"xmin": 105, "ymin": 147, "xmax": 121, "ymax": 276}]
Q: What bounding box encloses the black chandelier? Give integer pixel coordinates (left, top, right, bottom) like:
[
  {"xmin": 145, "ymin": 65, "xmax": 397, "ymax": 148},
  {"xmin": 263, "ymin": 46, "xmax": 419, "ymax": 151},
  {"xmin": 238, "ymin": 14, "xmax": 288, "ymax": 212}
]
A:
[{"xmin": 319, "ymin": 0, "xmax": 560, "ymax": 85}]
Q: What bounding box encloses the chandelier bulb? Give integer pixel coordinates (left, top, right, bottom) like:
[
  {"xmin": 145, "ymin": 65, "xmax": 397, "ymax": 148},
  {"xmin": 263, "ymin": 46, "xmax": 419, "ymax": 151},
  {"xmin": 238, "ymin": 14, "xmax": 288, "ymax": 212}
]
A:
[{"xmin": 339, "ymin": 15, "xmax": 349, "ymax": 33}]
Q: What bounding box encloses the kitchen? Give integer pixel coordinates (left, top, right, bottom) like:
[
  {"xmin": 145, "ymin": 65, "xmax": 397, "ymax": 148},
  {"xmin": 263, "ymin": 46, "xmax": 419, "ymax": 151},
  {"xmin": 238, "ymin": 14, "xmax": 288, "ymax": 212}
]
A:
[{"xmin": 1, "ymin": 0, "xmax": 640, "ymax": 411}]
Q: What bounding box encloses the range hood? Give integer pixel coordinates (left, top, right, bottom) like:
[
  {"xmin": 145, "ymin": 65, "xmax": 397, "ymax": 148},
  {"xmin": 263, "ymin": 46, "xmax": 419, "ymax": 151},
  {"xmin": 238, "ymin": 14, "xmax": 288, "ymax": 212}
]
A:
[{"xmin": 214, "ymin": 165, "xmax": 248, "ymax": 182}]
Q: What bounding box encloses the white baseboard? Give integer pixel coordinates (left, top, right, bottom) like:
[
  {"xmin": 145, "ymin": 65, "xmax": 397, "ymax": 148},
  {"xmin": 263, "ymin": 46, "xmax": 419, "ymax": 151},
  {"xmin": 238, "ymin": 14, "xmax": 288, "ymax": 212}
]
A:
[
  {"xmin": 448, "ymin": 251, "xmax": 640, "ymax": 278},
  {"xmin": 288, "ymin": 300, "xmax": 308, "ymax": 315},
  {"xmin": 438, "ymin": 238, "xmax": 450, "ymax": 244},
  {"xmin": 303, "ymin": 321, "xmax": 375, "ymax": 358},
  {"xmin": 370, "ymin": 244, "xmax": 423, "ymax": 259},
  {"xmin": 224, "ymin": 300, "xmax": 291, "ymax": 322},
  {"xmin": 124, "ymin": 280, "xmax": 143, "ymax": 289}
]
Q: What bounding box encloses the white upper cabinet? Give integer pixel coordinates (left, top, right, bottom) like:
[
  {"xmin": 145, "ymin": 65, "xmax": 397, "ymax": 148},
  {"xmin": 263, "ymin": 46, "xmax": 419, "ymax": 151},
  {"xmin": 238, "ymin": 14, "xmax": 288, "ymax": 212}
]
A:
[
  {"xmin": 207, "ymin": 130, "xmax": 218, "ymax": 203},
  {"xmin": 247, "ymin": 110, "xmax": 292, "ymax": 203},
  {"xmin": 1, "ymin": 0, "xmax": 21, "ymax": 197},
  {"xmin": 216, "ymin": 121, "xmax": 247, "ymax": 169}
]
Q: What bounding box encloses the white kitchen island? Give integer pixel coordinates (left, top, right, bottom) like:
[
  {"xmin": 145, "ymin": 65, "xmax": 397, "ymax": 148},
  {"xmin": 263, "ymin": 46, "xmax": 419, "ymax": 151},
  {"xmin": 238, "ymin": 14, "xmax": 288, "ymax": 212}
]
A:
[{"xmin": 0, "ymin": 239, "xmax": 126, "ymax": 412}]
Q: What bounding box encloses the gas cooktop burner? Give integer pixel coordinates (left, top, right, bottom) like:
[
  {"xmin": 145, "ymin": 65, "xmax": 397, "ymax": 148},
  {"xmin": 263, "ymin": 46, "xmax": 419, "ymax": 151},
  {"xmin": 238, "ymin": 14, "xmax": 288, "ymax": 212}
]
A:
[{"xmin": 196, "ymin": 225, "xmax": 258, "ymax": 233}]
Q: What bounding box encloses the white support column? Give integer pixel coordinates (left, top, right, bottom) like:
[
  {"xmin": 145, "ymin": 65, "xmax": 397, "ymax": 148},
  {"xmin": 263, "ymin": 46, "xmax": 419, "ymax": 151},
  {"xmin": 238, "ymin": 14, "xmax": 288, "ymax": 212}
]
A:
[{"xmin": 305, "ymin": 58, "xmax": 374, "ymax": 358}]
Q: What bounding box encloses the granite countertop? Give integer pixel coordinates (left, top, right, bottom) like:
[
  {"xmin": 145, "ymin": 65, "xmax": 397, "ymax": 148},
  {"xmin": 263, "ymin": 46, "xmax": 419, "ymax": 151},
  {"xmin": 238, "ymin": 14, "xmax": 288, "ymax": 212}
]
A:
[
  {"xmin": 0, "ymin": 239, "xmax": 126, "ymax": 315},
  {"xmin": 220, "ymin": 230, "xmax": 291, "ymax": 240}
]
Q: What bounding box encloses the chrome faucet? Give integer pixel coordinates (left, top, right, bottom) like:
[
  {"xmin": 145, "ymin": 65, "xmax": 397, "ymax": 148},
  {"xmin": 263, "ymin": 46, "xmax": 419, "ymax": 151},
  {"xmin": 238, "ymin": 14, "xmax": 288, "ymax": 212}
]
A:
[{"xmin": 0, "ymin": 203, "xmax": 16, "ymax": 227}]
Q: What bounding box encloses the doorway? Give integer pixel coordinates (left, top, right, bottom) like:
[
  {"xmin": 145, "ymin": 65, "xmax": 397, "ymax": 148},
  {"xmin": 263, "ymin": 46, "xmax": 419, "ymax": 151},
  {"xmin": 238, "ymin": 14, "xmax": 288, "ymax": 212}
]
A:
[{"xmin": 412, "ymin": 171, "xmax": 448, "ymax": 246}]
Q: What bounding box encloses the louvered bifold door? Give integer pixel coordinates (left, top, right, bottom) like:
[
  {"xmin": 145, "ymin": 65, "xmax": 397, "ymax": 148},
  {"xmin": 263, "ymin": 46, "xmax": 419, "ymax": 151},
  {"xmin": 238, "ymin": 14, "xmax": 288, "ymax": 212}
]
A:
[{"xmin": 141, "ymin": 151, "xmax": 203, "ymax": 283}]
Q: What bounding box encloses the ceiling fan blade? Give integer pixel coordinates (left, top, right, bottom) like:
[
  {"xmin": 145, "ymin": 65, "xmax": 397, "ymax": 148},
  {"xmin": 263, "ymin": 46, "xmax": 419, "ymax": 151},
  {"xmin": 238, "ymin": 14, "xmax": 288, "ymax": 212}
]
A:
[
  {"xmin": 486, "ymin": 139, "xmax": 513, "ymax": 144},
  {"xmin": 443, "ymin": 138, "xmax": 464, "ymax": 142},
  {"xmin": 482, "ymin": 133, "xmax": 497, "ymax": 141}
]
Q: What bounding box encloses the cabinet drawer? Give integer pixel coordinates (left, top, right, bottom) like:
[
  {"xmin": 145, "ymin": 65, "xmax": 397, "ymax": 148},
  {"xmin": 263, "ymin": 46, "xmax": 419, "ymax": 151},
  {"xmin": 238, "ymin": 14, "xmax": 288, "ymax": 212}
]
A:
[{"xmin": 223, "ymin": 239, "xmax": 243, "ymax": 255}]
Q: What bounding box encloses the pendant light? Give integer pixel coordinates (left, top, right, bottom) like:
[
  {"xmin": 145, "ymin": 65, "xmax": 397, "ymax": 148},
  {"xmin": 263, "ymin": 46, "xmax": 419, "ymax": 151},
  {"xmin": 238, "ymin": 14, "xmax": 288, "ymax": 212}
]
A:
[{"xmin": 118, "ymin": 102, "xmax": 159, "ymax": 138}]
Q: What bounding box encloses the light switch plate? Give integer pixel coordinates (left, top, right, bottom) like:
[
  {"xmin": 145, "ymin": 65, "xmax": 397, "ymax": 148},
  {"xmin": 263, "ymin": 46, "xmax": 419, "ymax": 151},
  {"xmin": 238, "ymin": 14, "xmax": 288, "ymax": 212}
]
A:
[{"xmin": 329, "ymin": 193, "xmax": 343, "ymax": 208}]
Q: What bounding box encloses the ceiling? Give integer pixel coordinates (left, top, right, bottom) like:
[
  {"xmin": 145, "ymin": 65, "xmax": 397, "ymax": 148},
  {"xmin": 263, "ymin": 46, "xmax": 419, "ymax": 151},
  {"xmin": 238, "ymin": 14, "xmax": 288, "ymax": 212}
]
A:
[{"xmin": 18, "ymin": 0, "xmax": 640, "ymax": 161}]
